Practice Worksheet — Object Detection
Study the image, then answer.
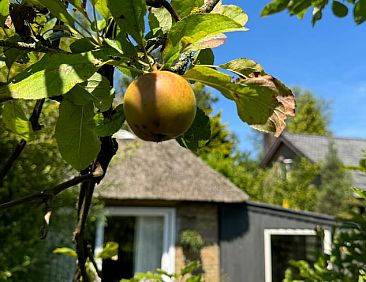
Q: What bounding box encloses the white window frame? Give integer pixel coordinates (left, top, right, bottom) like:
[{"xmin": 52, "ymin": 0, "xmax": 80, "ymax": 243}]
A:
[
  {"xmin": 94, "ymin": 207, "xmax": 176, "ymax": 275},
  {"xmin": 264, "ymin": 228, "xmax": 332, "ymax": 282}
]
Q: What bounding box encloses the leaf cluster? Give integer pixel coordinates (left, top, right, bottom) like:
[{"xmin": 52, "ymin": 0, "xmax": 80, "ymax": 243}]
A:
[
  {"xmin": 0, "ymin": 0, "xmax": 295, "ymax": 170},
  {"xmin": 262, "ymin": 0, "xmax": 366, "ymax": 25}
]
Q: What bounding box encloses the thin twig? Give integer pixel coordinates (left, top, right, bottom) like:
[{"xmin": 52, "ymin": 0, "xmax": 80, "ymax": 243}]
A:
[
  {"xmin": 87, "ymin": 244, "xmax": 103, "ymax": 278},
  {"xmin": 0, "ymin": 173, "xmax": 96, "ymax": 210},
  {"xmin": 29, "ymin": 99, "xmax": 45, "ymax": 131},
  {"xmin": 0, "ymin": 139, "xmax": 27, "ymax": 187}
]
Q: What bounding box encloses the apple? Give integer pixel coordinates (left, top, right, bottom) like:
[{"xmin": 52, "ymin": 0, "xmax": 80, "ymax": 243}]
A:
[{"xmin": 123, "ymin": 71, "xmax": 196, "ymax": 142}]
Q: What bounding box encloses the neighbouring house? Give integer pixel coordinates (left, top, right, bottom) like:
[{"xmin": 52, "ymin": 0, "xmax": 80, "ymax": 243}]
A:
[
  {"xmin": 94, "ymin": 132, "xmax": 335, "ymax": 282},
  {"xmin": 260, "ymin": 132, "xmax": 366, "ymax": 190}
]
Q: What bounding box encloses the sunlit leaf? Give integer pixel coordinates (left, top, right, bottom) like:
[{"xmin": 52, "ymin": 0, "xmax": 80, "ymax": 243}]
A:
[
  {"xmin": 2, "ymin": 100, "xmax": 31, "ymax": 140},
  {"xmin": 53, "ymin": 247, "xmax": 77, "ymax": 257},
  {"xmin": 184, "ymin": 66, "xmax": 295, "ymax": 136},
  {"xmin": 212, "ymin": 3, "xmax": 249, "ymax": 25},
  {"xmin": 91, "ymin": 0, "xmax": 112, "ymax": 20},
  {"xmin": 0, "ymin": 52, "xmax": 100, "ymax": 102},
  {"xmin": 55, "ymin": 100, "xmax": 100, "ymax": 170},
  {"xmin": 65, "ymin": 73, "xmax": 114, "ymax": 112},
  {"xmin": 38, "ymin": 0, "xmax": 75, "ymax": 26},
  {"xmin": 163, "ymin": 14, "xmax": 246, "ymax": 66},
  {"xmin": 149, "ymin": 7, "xmax": 172, "ymax": 34},
  {"xmin": 170, "ymin": 0, "xmax": 204, "ymax": 18},
  {"xmin": 97, "ymin": 242, "xmax": 119, "ymax": 259},
  {"xmin": 107, "ymin": 0, "xmax": 146, "ymax": 44},
  {"xmin": 0, "ymin": 0, "xmax": 9, "ymax": 27},
  {"xmin": 190, "ymin": 33, "xmax": 227, "ymax": 50},
  {"xmin": 220, "ymin": 58, "xmax": 263, "ymax": 76}
]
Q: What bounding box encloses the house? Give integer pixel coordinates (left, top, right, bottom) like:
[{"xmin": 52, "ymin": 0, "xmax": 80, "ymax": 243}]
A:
[
  {"xmin": 94, "ymin": 133, "xmax": 335, "ymax": 282},
  {"xmin": 260, "ymin": 132, "xmax": 366, "ymax": 190}
]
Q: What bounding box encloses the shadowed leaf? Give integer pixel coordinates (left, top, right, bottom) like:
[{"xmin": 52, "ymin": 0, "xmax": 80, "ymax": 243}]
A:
[
  {"xmin": 177, "ymin": 107, "xmax": 211, "ymax": 151},
  {"xmin": 55, "ymin": 100, "xmax": 100, "ymax": 170}
]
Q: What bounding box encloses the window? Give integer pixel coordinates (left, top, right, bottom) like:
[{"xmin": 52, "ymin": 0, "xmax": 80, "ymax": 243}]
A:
[
  {"xmin": 264, "ymin": 229, "xmax": 331, "ymax": 282},
  {"xmin": 94, "ymin": 207, "xmax": 176, "ymax": 282}
]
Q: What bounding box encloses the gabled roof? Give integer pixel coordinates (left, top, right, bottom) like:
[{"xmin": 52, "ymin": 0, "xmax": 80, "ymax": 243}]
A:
[
  {"xmin": 261, "ymin": 132, "xmax": 366, "ymax": 190},
  {"xmin": 97, "ymin": 138, "xmax": 248, "ymax": 203}
]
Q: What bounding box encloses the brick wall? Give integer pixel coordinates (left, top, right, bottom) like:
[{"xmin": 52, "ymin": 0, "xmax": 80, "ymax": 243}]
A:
[{"xmin": 175, "ymin": 203, "xmax": 220, "ymax": 282}]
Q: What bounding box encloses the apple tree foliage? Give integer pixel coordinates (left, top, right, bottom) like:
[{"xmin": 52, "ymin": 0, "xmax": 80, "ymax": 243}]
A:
[
  {"xmin": 0, "ymin": 0, "xmax": 295, "ymax": 280},
  {"xmin": 262, "ymin": 0, "xmax": 366, "ymax": 26}
]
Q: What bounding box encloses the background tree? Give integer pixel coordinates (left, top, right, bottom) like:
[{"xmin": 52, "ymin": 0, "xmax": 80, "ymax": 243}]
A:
[
  {"xmin": 0, "ymin": 101, "xmax": 74, "ymax": 281},
  {"xmin": 316, "ymin": 142, "xmax": 354, "ymax": 216},
  {"xmin": 286, "ymin": 88, "xmax": 331, "ymax": 135}
]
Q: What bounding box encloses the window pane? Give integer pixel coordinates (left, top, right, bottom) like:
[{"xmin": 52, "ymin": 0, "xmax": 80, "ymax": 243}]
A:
[
  {"xmin": 134, "ymin": 216, "xmax": 164, "ymax": 273},
  {"xmin": 271, "ymin": 235, "xmax": 322, "ymax": 282},
  {"xmin": 103, "ymin": 216, "xmax": 135, "ymax": 281},
  {"xmin": 102, "ymin": 216, "xmax": 164, "ymax": 282}
]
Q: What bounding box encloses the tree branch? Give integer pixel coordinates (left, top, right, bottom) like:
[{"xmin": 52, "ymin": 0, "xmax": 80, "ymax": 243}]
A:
[
  {"xmin": 0, "ymin": 40, "xmax": 64, "ymax": 53},
  {"xmin": 0, "ymin": 139, "xmax": 27, "ymax": 187},
  {"xmin": 0, "ymin": 173, "xmax": 97, "ymax": 211},
  {"xmin": 200, "ymin": 0, "xmax": 220, "ymax": 13},
  {"xmin": 162, "ymin": 1, "xmax": 181, "ymax": 22}
]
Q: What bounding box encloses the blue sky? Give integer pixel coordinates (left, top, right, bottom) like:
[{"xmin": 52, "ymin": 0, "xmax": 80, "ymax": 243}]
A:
[{"xmin": 211, "ymin": 0, "xmax": 366, "ymax": 153}]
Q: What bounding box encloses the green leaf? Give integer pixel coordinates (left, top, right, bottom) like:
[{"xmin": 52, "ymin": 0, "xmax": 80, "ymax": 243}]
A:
[
  {"xmin": 195, "ymin": 48, "xmax": 214, "ymax": 65},
  {"xmin": 38, "ymin": 0, "xmax": 75, "ymax": 26},
  {"xmin": 0, "ymin": 52, "xmax": 100, "ymax": 102},
  {"xmin": 65, "ymin": 73, "xmax": 114, "ymax": 112},
  {"xmin": 95, "ymin": 104, "xmax": 125, "ymax": 137},
  {"xmin": 53, "ymin": 247, "xmax": 77, "ymax": 257},
  {"xmin": 2, "ymin": 101, "xmax": 31, "ymax": 140},
  {"xmin": 180, "ymin": 261, "xmax": 201, "ymax": 276},
  {"xmin": 261, "ymin": 0, "xmax": 290, "ymax": 16},
  {"xmin": 148, "ymin": 7, "xmax": 172, "ymax": 34},
  {"xmin": 354, "ymin": 0, "xmax": 366, "ymax": 24},
  {"xmin": 170, "ymin": 0, "xmax": 204, "ymax": 18},
  {"xmin": 97, "ymin": 242, "xmax": 119, "ymax": 259},
  {"xmin": 163, "ymin": 14, "xmax": 246, "ymax": 67},
  {"xmin": 332, "ymin": 1, "xmax": 349, "ymax": 17},
  {"xmin": 183, "ymin": 66, "xmax": 295, "ymax": 137},
  {"xmin": 55, "ymin": 100, "xmax": 101, "ymax": 170},
  {"xmin": 220, "ymin": 58, "xmax": 264, "ymax": 76},
  {"xmin": 354, "ymin": 188, "xmax": 366, "ymax": 200},
  {"xmin": 107, "ymin": 0, "xmax": 146, "ymax": 44},
  {"xmin": 70, "ymin": 38, "xmax": 96, "ymax": 53},
  {"xmin": 212, "ymin": 3, "xmax": 249, "ymax": 25},
  {"xmin": 92, "ymin": 0, "xmax": 112, "ymax": 20},
  {"xmin": 177, "ymin": 107, "xmax": 211, "ymax": 151},
  {"xmin": 0, "ymin": 0, "xmax": 9, "ymax": 27}
]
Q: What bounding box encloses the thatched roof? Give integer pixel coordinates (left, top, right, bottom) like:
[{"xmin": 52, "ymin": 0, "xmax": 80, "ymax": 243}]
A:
[{"xmin": 96, "ymin": 137, "xmax": 248, "ymax": 203}]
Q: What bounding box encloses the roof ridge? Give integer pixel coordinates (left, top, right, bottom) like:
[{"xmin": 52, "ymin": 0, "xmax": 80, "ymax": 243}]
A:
[{"xmin": 283, "ymin": 132, "xmax": 366, "ymax": 142}]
